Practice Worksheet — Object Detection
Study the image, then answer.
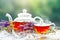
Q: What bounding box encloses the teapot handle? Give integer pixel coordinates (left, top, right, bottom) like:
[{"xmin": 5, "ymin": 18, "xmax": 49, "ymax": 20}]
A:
[{"xmin": 33, "ymin": 16, "xmax": 44, "ymax": 23}]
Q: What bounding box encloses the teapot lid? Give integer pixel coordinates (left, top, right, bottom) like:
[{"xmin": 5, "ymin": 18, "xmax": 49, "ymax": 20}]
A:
[
  {"xmin": 14, "ymin": 9, "xmax": 33, "ymax": 22},
  {"xmin": 18, "ymin": 9, "xmax": 32, "ymax": 18}
]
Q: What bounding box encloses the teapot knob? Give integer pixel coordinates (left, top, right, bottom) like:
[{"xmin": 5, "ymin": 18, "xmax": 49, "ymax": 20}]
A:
[{"xmin": 23, "ymin": 9, "xmax": 27, "ymax": 13}]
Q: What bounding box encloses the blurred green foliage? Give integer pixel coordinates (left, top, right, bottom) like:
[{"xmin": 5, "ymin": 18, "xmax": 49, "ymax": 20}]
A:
[{"xmin": 0, "ymin": 0, "xmax": 60, "ymax": 23}]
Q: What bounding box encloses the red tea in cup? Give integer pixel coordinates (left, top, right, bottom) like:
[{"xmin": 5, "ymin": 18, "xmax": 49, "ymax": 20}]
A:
[{"xmin": 34, "ymin": 24, "xmax": 50, "ymax": 34}]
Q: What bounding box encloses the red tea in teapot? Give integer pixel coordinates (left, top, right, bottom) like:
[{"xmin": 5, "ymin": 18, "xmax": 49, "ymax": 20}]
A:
[
  {"xmin": 13, "ymin": 22, "xmax": 34, "ymax": 32},
  {"xmin": 34, "ymin": 25, "xmax": 50, "ymax": 34}
]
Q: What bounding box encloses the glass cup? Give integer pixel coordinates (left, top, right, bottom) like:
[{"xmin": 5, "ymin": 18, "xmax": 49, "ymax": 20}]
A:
[
  {"xmin": 34, "ymin": 25, "xmax": 50, "ymax": 34},
  {"xmin": 33, "ymin": 16, "xmax": 55, "ymax": 34}
]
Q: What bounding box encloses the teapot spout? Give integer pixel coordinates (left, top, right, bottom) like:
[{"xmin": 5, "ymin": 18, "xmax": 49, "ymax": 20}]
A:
[{"xmin": 6, "ymin": 13, "xmax": 13, "ymax": 21}]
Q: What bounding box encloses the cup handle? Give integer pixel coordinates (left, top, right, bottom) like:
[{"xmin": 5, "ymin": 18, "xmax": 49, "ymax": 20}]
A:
[
  {"xmin": 33, "ymin": 16, "xmax": 43, "ymax": 23},
  {"xmin": 50, "ymin": 22, "xmax": 55, "ymax": 27},
  {"xmin": 51, "ymin": 23, "xmax": 55, "ymax": 26},
  {"xmin": 50, "ymin": 23, "xmax": 56, "ymax": 30}
]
